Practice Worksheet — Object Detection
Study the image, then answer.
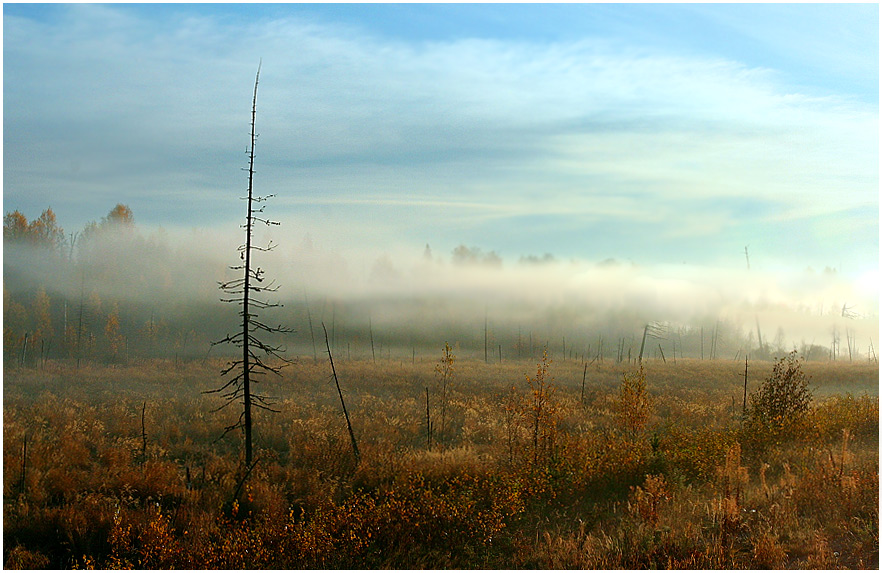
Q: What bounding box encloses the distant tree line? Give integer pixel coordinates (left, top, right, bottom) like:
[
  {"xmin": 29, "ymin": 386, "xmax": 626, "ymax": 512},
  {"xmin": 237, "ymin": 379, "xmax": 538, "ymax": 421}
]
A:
[
  {"xmin": 3, "ymin": 204, "xmax": 229, "ymax": 366},
  {"xmin": 4, "ymin": 206, "xmax": 869, "ymax": 367}
]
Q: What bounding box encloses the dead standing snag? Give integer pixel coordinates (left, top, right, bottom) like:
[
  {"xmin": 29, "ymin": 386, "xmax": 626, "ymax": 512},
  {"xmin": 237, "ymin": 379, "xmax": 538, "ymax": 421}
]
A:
[{"xmin": 207, "ymin": 63, "xmax": 293, "ymax": 466}]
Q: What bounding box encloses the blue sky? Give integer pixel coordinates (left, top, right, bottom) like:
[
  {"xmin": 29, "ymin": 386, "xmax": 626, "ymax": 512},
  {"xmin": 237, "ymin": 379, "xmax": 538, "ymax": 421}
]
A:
[{"xmin": 3, "ymin": 3, "xmax": 878, "ymax": 278}]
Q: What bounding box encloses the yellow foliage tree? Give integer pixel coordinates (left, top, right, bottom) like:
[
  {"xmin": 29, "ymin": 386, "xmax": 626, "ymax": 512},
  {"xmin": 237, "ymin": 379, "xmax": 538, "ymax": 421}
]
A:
[
  {"xmin": 29, "ymin": 208, "xmax": 65, "ymax": 250},
  {"xmin": 3, "ymin": 208, "xmax": 64, "ymax": 250},
  {"xmin": 32, "ymin": 287, "xmax": 52, "ymax": 343},
  {"xmin": 105, "ymin": 304, "xmax": 124, "ymax": 361},
  {"xmin": 3, "ymin": 211, "xmax": 29, "ymax": 242},
  {"xmin": 525, "ymin": 348, "xmax": 558, "ymax": 468},
  {"xmin": 104, "ymin": 203, "xmax": 134, "ymax": 227},
  {"xmin": 433, "ymin": 342, "xmax": 456, "ymax": 444},
  {"xmin": 3, "ymin": 284, "xmax": 29, "ymax": 362}
]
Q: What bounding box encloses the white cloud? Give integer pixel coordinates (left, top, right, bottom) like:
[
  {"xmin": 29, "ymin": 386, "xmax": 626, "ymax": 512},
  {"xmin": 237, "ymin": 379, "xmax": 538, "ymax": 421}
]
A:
[{"xmin": 3, "ymin": 5, "xmax": 877, "ymax": 273}]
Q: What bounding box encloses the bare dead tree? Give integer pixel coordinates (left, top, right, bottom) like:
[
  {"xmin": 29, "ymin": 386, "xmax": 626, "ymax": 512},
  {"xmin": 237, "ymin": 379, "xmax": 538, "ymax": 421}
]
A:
[
  {"xmin": 322, "ymin": 322, "xmax": 359, "ymax": 463},
  {"xmin": 700, "ymin": 326, "xmax": 704, "ymax": 360},
  {"xmin": 18, "ymin": 433, "xmax": 27, "ymax": 497},
  {"xmin": 711, "ymin": 321, "xmax": 719, "ymax": 360},
  {"xmin": 140, "ymin": 401, "xmax": 148, "ymax": 464},
  {"xmin": 304, "ymin": 291, "xmax": 318, "ymax": 363},
  {"xmin": 638, "ymin": 322, "xmax": 666, "ymax": 364},
  {"xmin": 484, "ymin": 309, "xmax": 489, "ymax": 363},
  {"xmin": 207, "ymin": 63, "xmax": 292, "ymax": 466},
  {"xmin": 369, "ymin": 316, "xmax": 376, "ymax": 362},
  {"xmin": 580, "ymin": 361, "xmax": 588, "ymax": 404},
  {"xmin": 755, "ymin": 317, "xmax": 765, "ymax": 358},
  {"xmin": 20, "ymin": 332, "xmax": 28, "ymax": 367},
  {"xmin": 425, "ymin": 386, "xmax": 432, "ymax": 449},
  {"xmin": 76, "ymin": 271, "xmax": 85, "ymax": 369}
]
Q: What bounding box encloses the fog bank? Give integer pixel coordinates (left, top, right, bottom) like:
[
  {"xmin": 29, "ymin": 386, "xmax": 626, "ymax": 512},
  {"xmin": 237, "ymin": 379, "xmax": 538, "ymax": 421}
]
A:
[{"xmin": 5, "ymin": 224, "xmax": 875, "ymax": 362}]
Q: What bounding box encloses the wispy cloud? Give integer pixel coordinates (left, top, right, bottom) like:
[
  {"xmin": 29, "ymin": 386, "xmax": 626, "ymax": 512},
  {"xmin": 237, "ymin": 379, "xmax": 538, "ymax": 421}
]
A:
[{"xmin": 3, "ymin": 4, "xmax": 877, "ymax": 274}]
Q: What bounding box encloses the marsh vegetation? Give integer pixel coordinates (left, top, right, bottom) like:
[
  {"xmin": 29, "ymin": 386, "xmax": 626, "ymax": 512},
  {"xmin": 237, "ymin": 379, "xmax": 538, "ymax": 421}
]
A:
[{"xmin": 3, "ymin": 353, "xmax": 877, "ymax": 568}]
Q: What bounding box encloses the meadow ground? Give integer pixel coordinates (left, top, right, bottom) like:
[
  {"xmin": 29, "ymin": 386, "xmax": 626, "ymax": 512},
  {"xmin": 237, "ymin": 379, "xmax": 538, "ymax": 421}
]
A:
[{"xmin": 3, "ymin": 353, "xmax": 878, "ymax": 568}]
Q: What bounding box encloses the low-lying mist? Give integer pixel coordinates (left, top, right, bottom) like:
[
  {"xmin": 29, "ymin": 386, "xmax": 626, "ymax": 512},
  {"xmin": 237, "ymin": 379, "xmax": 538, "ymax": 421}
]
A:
[{"xmin": 4, "ymin": 224, "xmax": 878, "ymax": 363}]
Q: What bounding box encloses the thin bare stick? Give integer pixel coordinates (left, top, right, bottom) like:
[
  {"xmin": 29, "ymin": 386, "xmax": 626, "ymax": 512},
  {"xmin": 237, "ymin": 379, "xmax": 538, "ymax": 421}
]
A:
[
  {"xmin": 369, "ymin": 316, "xmax": 376, "ymax": 363},
  {"xmin": 425, "ymin": 386, "xmax": 432, "ymax": 449},
  {"xmin": 141, "ymin": 401, "xmax": 148, "ymax": 463},
  {"xmin": 232, "ymin": 457, "xmax": 260, "ymax": 503},
  {"xmin": 580, "ymin": 362, "xmax": 588, "ymax": 404},
  {"xmin": 305, "ymin": 293, "xmax": 317, "ymax": 363},
  {"xmin": 19, "ymin": 433, "xmax": 27, "ymax": 496},
  {"xmin": 323, "ymin": 322, "xmax": 360, "ymax": 464}
]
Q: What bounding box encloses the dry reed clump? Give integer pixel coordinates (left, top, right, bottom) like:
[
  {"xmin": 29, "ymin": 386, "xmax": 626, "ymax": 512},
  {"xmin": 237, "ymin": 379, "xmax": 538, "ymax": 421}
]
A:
[
  {"xmin": 811, "ymin": 393, "xmax": 879, "ymax": 444},
  {"xmin": 803, "ymin": 532, "xmax": 838, "ymax": 568},
  {"xmin": 356, "ymin": 393, "xmax": 424, "ymax": 448},
  {"xmin": 750, "ymin": 526, "xmax": 788, "ymax": 568},
  {"xmin": 275, "ymin": 470, "xmax": 528, "ymax": 568},
  {"xmin": 792, "ymin": 430, "xmax": 878, "ymax": 525},
  {"xmin": 530, "ymin": 425, "xmax": 874, "ymax": 570},
  {"xmin": 618, "ymin": 365, "xmax": 650, "ymax": 435},
  {"xmin": 527, "ymin": 479, "xmax": 726, "ymax": 569},
  {"xmin": 627, "ymin": 474, "xmax": 671, "ymax": 524},
  {"xmin": 656, "ymin": 424, "xmax": 739, "ymax": 483},
  {"xmin": 96, "ymin": 503, "xmax": 180, "ymax": 569},
  {"xmin": 402, "ymin": 445, "xmax": 492, "ymax": 478},
  {"xmin": 714, "ymin": 443, "xmax": 749, "ymax": 536},
  {"xmin": 286, "ymin": 412, "xmax": 360, "ymax": 475},
  {"xmin": 4, "ymin": 545, "xmax": 50, "ymax": 570},
  {"xmin": 562, "ymin": 428, "xmax": 652, "ymax": 492},
  {"xmin": 460, "ymin": 396, "xmax": 498, "ymax": 446}
]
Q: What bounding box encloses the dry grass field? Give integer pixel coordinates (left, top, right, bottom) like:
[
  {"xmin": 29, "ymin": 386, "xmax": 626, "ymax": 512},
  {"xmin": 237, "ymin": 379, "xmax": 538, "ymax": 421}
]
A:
[{"xmin": 3, "ymin": 353, "xmax": 878, "ymax": 569}]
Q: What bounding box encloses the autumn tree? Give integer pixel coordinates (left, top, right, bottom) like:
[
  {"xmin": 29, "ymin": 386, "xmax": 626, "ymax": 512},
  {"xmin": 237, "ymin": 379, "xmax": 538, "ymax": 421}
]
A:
[
  {"xmin": 525, "ymin": 348, "xmax": 558, "ymax": 468},
  {"xmin": 3, "ymin": 211, "xmax": 28, "ymax": 242},
  {"xmin": 744, "ymin": 350, "xmax": 812, "ymax": 446},
  {"xmin": 64, "ymin": 320, "xmax": 79, "ymax": 359},
  {"xmin": 4, "ymin": 284, "xmax": 29, "ymax": 363},
  {"xmin": 78, "ymin": 204, "xmax": 136, "ymax": 258},
  {"xmin": 32, "ymin": 287, "xmax": 53, "ymax": 344},
  {"xmin": 3, "ymin": 208, "xmax": 65, "ymax": 251},
  {"xmin": 74, "ymin": 204, "xmax": 140, "ymax": 322},
  {"xmin": 30, "ymin": 208, "xmax": 66, "ymax": 250},
  {"xmin": 104, "ymin": 303, "xmax": 124, "ymax": 361},
  {"xmin": 433, "ymin": 342, "xmax": 456, "ymax": 445},
  {"xmin": 3, "ymin": 209, "xmax": 64, "ymax": 363},
  {"xmin": 104, "ymin": 203, "xmax": 134, "ymax": 227},
  {"xmin": 141, "ymin": 315, "xmax": 165, "ymax": 357},
  {"xmin": 208, "ymin": 63, "xmax": 292, "ymax": 466}
]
